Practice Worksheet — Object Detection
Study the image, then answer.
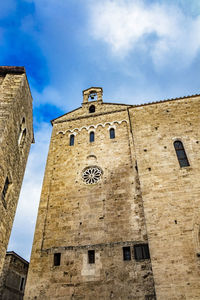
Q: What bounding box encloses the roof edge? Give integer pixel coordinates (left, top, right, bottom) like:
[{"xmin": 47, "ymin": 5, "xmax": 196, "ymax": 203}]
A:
[
  {"xmin": 6, "ymin": 251, "xmax": 29, "ymax": 264},
  {"xmin": 51, "ymin": 93, "xmax": 200, "ymax": 125},
  {"xmin": 131, "ymin": 93, "xmax": 200, "ymax": 108},
  {"xmin": 82, "ymin": 87, "xmax": 103, "ymax": 94},
  {"xmin": 0, "ymin": 66, "xmax": 25, "ymax": 75}
]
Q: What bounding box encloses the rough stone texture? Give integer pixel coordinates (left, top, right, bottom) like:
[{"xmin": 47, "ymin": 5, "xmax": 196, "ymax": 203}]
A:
[
  {"xmin": 130, "ymin": 96, "xmax": 200, "ymax": 300},
  {"xmin": 26, "ymin": 88, "xmax": 200, "ymax": 300},
  {"xmin": 0, "ymin": 68, "xmax": 33, "ymax": 279},
  {"xmin": 25, "ymin": 88, "xmax": 155, "ymax": 300},
  {"xmin": 0, "ymin": 251, "xmax": 29, "ymax": 300}
]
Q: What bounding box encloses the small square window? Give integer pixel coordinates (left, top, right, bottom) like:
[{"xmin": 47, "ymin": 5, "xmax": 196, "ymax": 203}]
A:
[
  {"xmin": 54, "ymin": 253, "xmax": 61, "ymax": 266},
  {"xmin": 134, "ymin": 244, "xmax": 150, "ymax": 261},
  {"xmin": 88, "ymin": 250, "xmax": 95, "ymax": 264},
  {"xmin": 123, "ymin": 246, "xmax": 131, "ymax": 261}
]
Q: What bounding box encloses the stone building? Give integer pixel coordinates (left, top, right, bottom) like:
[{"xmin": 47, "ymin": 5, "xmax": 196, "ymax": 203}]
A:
[
  {"xmin": 0, "ymin": 251, "xmax": 29, "ymax": 300},
  {"xmin": 25, "ymin": 87, "xmax": 200, "ymax": 300},
  {"xmin": 0, "ymin": 66, "xmax": 34, "ymax": 276}
]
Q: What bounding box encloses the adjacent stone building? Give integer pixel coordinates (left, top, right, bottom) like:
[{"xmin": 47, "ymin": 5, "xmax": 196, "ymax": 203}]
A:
[
  {"xmin": 0, "ymin": 66, "xmax": 34, "ymax": 277},
  {"xmin": 25, "ymin": 87, "xmax": 200, "ymax": 299},
  {"xmin": 0, "ymin": 251, "xmax": 29, "ymax": 300}
]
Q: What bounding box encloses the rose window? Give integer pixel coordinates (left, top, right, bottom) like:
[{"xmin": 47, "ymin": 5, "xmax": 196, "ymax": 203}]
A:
[{"xmin": 82, "ymin": 166, "xmax": 102, "ymax": 184}]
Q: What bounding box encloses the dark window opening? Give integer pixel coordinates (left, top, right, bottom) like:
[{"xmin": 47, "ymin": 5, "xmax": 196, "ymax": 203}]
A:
[
  {"xmin": 145, "ymin": 295, "xmax": 156, "ymax": 300},
  {"xmin": 174, "ymin": 141, "xmax": 189, "ymax": 167},
  {"xmin": 20, "ymin": 277, "xmax": 25, "ymax": 291},
  {"xmin": 54, "ymin": 253, "xmax": 61, "ymax": 266},
  {"xmin": 89, "ymin": 105, "xmax": 95, "ymax": 113},
  {"xmin": 2, "ymin": 176, "xmax": 10, "ymax": 207},
  {"xmin": 110, "ymin": 128, "xmax": 115, "ymax": 139},
  {"xmin": 123, "ymin": 246, "xmax": 131, "ymax": 261},
  {"xmin": 90, "ymin": 131, "xmax": 95, "ymax": 143},
  {"xmin": 70, "ymin": 134, "xmax": 75, "ymax": 146},
  {"xmin": 88, "ymin": 250, "xmax": 95, "ymax": 264},
  {"xmin": 134, "ymin": 244, "xmax": 150, "ymax": 261}
]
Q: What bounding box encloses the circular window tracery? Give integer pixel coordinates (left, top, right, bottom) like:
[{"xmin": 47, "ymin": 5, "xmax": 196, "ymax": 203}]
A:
[{"xmin": 82, "ymin": 166, "xmax": 102, "ymax": 184}]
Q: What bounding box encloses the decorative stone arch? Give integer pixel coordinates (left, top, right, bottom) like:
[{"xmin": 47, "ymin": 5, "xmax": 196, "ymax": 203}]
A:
[{"xmin": 56, "ymin": 120, "xmax": 128, "ymax": 135}]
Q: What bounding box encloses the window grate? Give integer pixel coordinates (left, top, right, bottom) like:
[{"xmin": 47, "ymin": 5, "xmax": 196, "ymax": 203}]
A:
[{"xmin": 134, "ymin": 244, "xmax": 150, "ymax": 261}]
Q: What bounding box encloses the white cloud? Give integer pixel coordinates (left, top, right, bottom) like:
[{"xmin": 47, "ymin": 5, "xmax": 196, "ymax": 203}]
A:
[
  {"xmin": 89, "ymin": 0, "xmax": 200, "ymax": 68},
  {"xmin": 8, "ymin": 122, "xmax": 51, "ymax": 260},
  {"xmin": 32, "ymin": 86, "xmax": 64, "ymax": 107}
]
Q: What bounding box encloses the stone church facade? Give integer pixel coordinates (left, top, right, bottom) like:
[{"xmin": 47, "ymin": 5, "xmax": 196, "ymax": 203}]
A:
[
  {"xmin": 25, "ymin": 87, "xmax": 200, "ymax": 300},
  {"xmin": 0, "ymin": 67, "xmax": 34, "ymax": 283}
]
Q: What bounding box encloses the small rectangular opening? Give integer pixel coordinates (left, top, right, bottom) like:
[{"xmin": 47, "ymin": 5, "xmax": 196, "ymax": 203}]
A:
[
  {"xmin": 134, "ymin": 244, "xmax": 150, "ymax": 261},
  {"xmin": 69, "ymin": 134, "xmax": 74, "ymax": 146},
  {"xmin": 88, "ymin": 250, "xmax": 95, "ymax": 264},
  {"xmin": 19, "ymin": 277, "xmax": 25, "ymax": 291},
  {"xmin": 123, "ymin": 246, "xmax": 131, "ymax": 261},
  {"xmin": 54, "ymin": 253, "xmax": 61, "ymax": 266}
]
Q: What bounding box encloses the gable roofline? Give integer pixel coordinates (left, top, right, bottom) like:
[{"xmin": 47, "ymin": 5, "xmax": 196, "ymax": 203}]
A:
[
  {"xmin": 51, "ymin": 93, "xmax": 200, "ymax": 125},
  {"xmin": 51, "ymin": 102, "xmax": 132, "ymax": 125},
  {"xmin": 51, "ymin": 106, "xmax": 82, "ymax": 125},
  {"xmin": 6, "ymin": 251, "xmax": 29, "ymax": 265}
]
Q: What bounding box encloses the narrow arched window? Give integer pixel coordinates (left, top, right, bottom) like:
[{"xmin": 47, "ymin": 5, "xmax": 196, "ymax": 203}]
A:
[
  {"xmin": 90, "ymin": 131, "xmax": 94, "ymax": 143},
  {"xmin": 69, "ymin": 134, "xmax": 74, "ymax": 146},
  {"xmin": 110, "ymin": 128, "xmax": 115, "ymax": 139},
  {"xmin": 89, "ymin": 105, "xmax": 95, "ymax": 113},
  {"xmin": 21, "ymin": 128, "xmax": 27, "ymax": 147},
  {"xmin": 174, "ymin": 141, "xmax": 189, "ymax": 167},
  {"xmin": 18, "ymin": 117, "xmax": 26, "ymax": 146}
]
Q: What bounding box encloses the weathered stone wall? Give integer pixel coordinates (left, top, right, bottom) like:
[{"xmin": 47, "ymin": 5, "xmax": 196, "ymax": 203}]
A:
[
  {"xmin": 0, "ymin": 68, "xmax": 33, "ymax": 279},
  {"xmin": 130, "ymin": 96, "xmax": 200, "ymax": 299},
  {"xmin": 25, "ymin": 91, "xmax": 155, "ymax": 299},
  {"xmin": 0, "ymin": 252, "xmax": 29, "ymax": 300}
]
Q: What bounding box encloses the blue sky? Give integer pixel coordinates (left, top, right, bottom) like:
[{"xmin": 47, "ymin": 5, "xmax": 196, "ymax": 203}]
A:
[{"xmin": 1, "ymin": 0, "xmax": 200, "ymax": 260}]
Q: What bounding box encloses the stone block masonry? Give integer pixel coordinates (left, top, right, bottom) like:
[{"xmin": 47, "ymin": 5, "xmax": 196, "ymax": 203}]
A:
[
  {"xmin": 25, "ymin": 87, "xmax": 200, "ymax": 299},
  {"xmin": 0, "ymin": 67, "xmax": 34, "ymax": 292},
  {"xmin": 25, "ymin": 88, "xmax": 155, "ymax": 299}
]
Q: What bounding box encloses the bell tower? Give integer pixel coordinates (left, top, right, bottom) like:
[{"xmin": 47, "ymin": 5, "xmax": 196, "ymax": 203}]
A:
[{"xmin": 82, "ymin": 87, "xmax": 103, "ymax": 104}]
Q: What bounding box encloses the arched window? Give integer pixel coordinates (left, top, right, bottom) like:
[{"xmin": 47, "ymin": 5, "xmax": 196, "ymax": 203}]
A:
[
  {"xmin": 89, "ymin": 105, "xmax": 95, "ymax": 113},
  {"xmin": 110, "ymin": 128, "xmax": 115, "ymax": 139},
  {"xmin": 174, "ymin": 141, "xmax": 189, "ymax": 167},
  {"xmin": 69, "ymin": 134, "xmax": 75, "ymax": 146},
  {"xmin": 18, "ymin": 117, "xmax": 26, "ymax": 147},
  {"xmin": 90, "ymin": 131, "xmax": 95, "ymax": 143},
  {"xmin": 21, "ymin": 128, "xmax": 27, "ymax": 147}
]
